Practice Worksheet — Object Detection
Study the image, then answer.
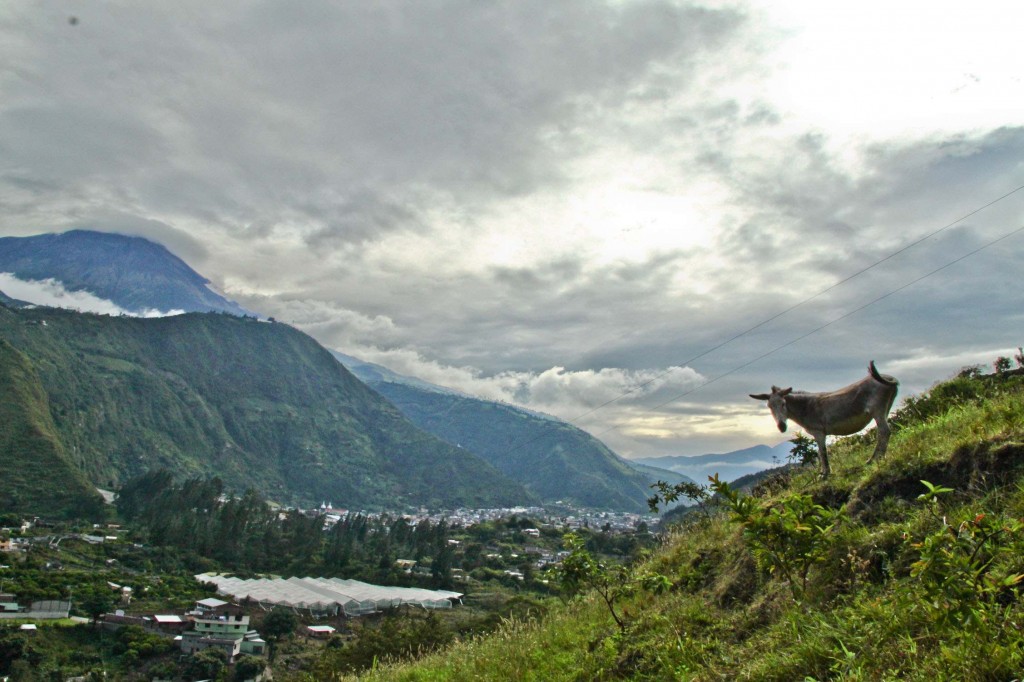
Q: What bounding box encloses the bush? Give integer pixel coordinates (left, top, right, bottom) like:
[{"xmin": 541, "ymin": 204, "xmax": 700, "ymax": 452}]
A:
[{"xmin": 709, "ymin": 475, "xmax": 845, "ymax": 600}]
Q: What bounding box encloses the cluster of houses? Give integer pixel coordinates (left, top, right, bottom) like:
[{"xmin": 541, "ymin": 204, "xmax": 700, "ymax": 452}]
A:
[{"xmin": 102, "ymin": 597, "xmax": 267, "ymax": 662}]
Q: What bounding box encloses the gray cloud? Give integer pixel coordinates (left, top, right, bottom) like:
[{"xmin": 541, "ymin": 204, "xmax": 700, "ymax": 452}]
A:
[{"xmin": 2, "ymin": 2, "xmax": 1022, "ymax": 459}]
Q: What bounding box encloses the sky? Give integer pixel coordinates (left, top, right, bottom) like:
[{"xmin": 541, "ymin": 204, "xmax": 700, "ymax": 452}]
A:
[{"xmin": 1, "ymin": 1, "xmax": 1023, "ymax": 460}]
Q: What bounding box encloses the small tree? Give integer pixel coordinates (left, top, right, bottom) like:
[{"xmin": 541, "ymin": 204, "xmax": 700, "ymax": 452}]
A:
[
  {"xmin": 709, "ymin": 474, "xmax": 844, "ymax": 600},
  {"xmin": 957, "ymin": 364, "xmax": 984, "ymax": 379},
  {"xmin": 994, "ymin": 356, "xmax": 1012, "ymax": 374},
  {"xmin": 648, "ymin": 480, "xmax": 710, "ymax": 513},
  {"xmin": 260, "ymin": 607, "xmax": 298, "ymax": 661},
  {"xmin": 551, "ymin": 533, "xmax": 668, "ymax": 632},
  {"xmin": 78, "ymin": 587, "xmax": 114, "ymax": 627},
  {"xmin": 787, "ymin": 432, "xmax": 817, "ymax": 466},
  {"xmin": 184, "ymin": 648, "xmax": 227, "ymax": 680},
  {"xmin": 233, "ymin": 654, "xmax": 266, "ymax": 681},
  {"xmin": 909, "ymin": 482, "xmax": 1024, "ymax": 629},
  {"xmin": 1015, "ymin": 347, "xmax": 1024, "ymax": 369}
]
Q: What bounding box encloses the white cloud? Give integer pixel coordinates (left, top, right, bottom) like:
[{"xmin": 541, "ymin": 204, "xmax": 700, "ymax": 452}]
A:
[{"xmin": 0, "ymin": 273, "xmax": 183, "ymax": 318}]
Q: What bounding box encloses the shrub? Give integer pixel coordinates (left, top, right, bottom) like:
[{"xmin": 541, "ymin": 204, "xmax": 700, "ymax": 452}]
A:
[
  {"xmin": 908, "ymin": 481, "xmax": 1024, "ymax": 629},
  {"xmin": 709, "ymin": 475, "xmax": 845, "ymax": 600}
]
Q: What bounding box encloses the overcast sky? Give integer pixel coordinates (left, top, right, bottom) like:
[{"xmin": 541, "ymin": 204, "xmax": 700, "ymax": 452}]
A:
[{"xmin": 2, "ymin": 1, "xmax": 1023, "ymax": 459}]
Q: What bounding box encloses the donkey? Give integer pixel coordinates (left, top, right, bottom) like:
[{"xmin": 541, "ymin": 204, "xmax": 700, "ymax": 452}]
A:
[{"xmin": 750, "ymin": 361, "xmax": 899, "ymax": 477}]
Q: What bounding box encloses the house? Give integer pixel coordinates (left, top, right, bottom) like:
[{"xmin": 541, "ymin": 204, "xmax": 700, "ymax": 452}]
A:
[
  {"xmin": 241, "ymin": 631, "xmax": 266, "ymax": 656},
  {"xmin": 150, "ymin": 614, "xmax": 188, "ymax": 635},
  {"xmin": 195, "ymin": 597, "xmax": 230, "ymax": 615},
  {"xmin": 179, "ymin": 600, "xmax": 265, "ymax": 661},
  {"xmin": 306, "ymin": 624, "xmax": 336, "ymax": 639}
]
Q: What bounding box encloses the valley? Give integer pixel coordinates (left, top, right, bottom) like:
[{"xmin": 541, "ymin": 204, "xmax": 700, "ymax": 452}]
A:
[{"xmin": 10, "ymin": 229, "xmax": 1011, "ymax": 681}]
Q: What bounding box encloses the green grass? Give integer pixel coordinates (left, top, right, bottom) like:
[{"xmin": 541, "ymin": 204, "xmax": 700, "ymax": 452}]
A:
[{"xmin": 286, "ymin": 372, "xmax": 1024, "ymax": 681}]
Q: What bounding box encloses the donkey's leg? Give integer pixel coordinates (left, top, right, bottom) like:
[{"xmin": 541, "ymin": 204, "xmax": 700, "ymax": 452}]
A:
[
  {"xmin": 812, "ymin": 430, "xmax": 830, "ymax": 478},
  {"xmin": 867, "ymin": 417, "xmax": 891, "ymax": 464}
]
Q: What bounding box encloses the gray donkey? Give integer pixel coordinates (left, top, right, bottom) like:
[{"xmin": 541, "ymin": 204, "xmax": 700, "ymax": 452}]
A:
[{"xmin": 750, "ymin": 361, "xmax": 899, "ymax": 477}]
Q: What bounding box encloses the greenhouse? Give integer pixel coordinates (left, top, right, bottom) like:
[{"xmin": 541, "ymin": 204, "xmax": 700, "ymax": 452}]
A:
[{"xmin": 195, "ymin": 573, "xmax": 464, "ymax": 617}]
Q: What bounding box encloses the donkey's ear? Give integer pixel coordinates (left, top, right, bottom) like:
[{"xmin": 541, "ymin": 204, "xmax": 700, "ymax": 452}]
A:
[
  {"xmin": 780, "ymin": 387, "xmax": 793, "ymax": 396},
  {"xmin": 749, "ymin": 393, "xmax": 770, "ymax": 401}
]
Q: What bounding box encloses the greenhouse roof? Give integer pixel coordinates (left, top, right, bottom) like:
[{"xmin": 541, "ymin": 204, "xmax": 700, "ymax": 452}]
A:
[{"xmin": 195, "ymin": 573, "xmax": 463, "ymax": 616}]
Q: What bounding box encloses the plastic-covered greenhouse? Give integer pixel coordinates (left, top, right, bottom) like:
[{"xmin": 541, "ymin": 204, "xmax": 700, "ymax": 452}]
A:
[{"xmin": 195, "ymin": 574, "xmax": 463, "ymax": 616}]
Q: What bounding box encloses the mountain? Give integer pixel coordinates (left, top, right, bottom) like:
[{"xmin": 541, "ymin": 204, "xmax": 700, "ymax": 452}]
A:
[
  {"xmin": 634, "ymin": 442, "xmax": 794, "ymax": 483},
  {"xmin": 0, "ymin": 338, "xmax": 105, "ymax": 518},
  {"xmin": 623, "ymin": 460, "xmax": 696, "ymax": 487},
  {"xmin": 3, "ymin": 229, "xmax": 660, "ymax": 511},
  {"xmin": 0, "ymin": 304, "xmax": 531, "ymax": 513},
  {"xmin": 0, "ymin": 230, "xmax": 248, "ymax": 315},
  {"xmin": 0, "ymin": 289, "xmax": 30, "ymax": 308},
  {"xmin": 338, "ymin": 355, "xmax": 659, "ymax": 511}
]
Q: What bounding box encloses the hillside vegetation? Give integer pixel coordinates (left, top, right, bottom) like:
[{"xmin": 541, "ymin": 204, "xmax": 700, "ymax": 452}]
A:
[
  {"xmin": 301, "ymin": 366, "xmax": 1024, "ymax": 681},
  {"xmin": 0, "ymin": 339, "xmax": 104, "ymax": 518},
  {"xmin": 368, "ymin": 381, "xmax": 657, "ymax": 511},
  {"xmin": 0, "ymin": 304, "xmax": 529, "ymax": 511}
]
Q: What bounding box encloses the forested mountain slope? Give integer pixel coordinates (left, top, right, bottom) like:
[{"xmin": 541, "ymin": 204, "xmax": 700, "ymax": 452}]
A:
[
  {"xmin": 358, "ymin": 378, "xmax": 659, "ymax": 512},
  {"xmin": 2, "ymin": 230, "xmax": 665, "ymax": 512},
  {"xmin": 0, "ymin": 338, "xmax": 104, "ymax": 518},
  {"xmin": 0, "ymin": 304, "xmax": 530, "ymax": 512}
]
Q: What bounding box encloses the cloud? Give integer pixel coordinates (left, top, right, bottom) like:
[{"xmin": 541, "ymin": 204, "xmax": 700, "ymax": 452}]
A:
[
  {"xmin": 0, "ymin": 274, "xmax": 184, "ymax": 318},
  {"xmin": 2, "ymin": 2, "xmax": 1023, "ymax": 461}
]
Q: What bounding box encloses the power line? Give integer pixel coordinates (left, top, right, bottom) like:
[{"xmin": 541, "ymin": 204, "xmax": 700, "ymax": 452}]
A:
[
  {"xmin": 493, "ymin": 183, "xmax": 1024, "ymax": 461},
  {"xmin": 558, "ymin": 182, "xmax": 1024, "ymax": 427},
  {"xmin": 590, "ymin": 221, "xmax": 1024, "ymax": 441}
]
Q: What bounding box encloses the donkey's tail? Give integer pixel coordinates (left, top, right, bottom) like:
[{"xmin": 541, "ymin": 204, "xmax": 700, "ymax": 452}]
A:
[{"xmin": 869, "ymin": 360, "xmax": 899, "ymax": 386}]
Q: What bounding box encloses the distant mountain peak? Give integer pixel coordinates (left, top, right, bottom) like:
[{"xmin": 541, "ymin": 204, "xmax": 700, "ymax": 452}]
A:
[{"xmin": 0, "ymin": 230, "xmax": 250, "ymax": 316}]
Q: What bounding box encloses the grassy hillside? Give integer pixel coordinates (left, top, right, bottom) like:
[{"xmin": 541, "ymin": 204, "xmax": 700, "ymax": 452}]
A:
[
  {"xmin": 369, "ymin": 381, "xmax": 656, "ymax": 511},
  {"xmin": 0, "ymin": 304, "xmax": 531, "ymax": 511},
  {"xmin": 298, "ymin": 367, "xmax": 1024, "ymax": 681},
  {"xmin": 0, "ymin": 339, "xmax": 104, "ymax": 518}
]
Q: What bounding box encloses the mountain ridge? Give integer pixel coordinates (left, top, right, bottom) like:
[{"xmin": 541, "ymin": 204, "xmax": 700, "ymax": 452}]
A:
[
  {"xmin": 0, "ymin": 230, "xmax": 247, "ymax": 315},
  {"xmin": 634, "ymin": 442, "xmax": 793, "ymax": 483},
  {"xmin": 0, "ymin": 304, "xmax": 531, "ymax": 512},
  {"xmin": 335, "ymin": 353, "xmax": 669, "ymax": 511}
]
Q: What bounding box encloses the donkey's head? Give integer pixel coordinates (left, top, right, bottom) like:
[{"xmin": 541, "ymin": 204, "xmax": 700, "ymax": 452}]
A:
[{"xmin": 750, "ymin": 386, "xmax": 793, "ymax": 432}]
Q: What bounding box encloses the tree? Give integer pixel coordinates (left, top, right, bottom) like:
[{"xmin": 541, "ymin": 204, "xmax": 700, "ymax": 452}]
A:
[
  {"xmin": 261, "ymin": 607, "xmax": 298, "ymax": 640},
  {"xmin": 184, "ymin": 648, "xmax": 227, "ymax": 680},
  {"xmin": 78, "ymin": 586, "xmax": 114, "ymax": 626},
  {"xmin": 787, "ymin": 432, "xmax": 817, "ymax": 466},
  {"xmin": 551, "ymin": 533, "xmax": 669, "ymax": 632},
  {"xmin": 233, "ymin": 654, "xmax": 266, "ymax": 681},
  {"xmin": 311, "ymin": 610, "xmax": 453, "ymax": 674},
  {"xmin": 648, "ymin": 480, "xmax": 710, "ymax": 513},
  {"xmin": 994, "ymin": 356, "xmax": 1012, "ymax": 374},
  {"xmin": 7, "ymin": 659, "xmax": 37, "ymax": 682},
  {"xmin": 261, "ymin": 607, "xmax": 298, "ymax": 660}
]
